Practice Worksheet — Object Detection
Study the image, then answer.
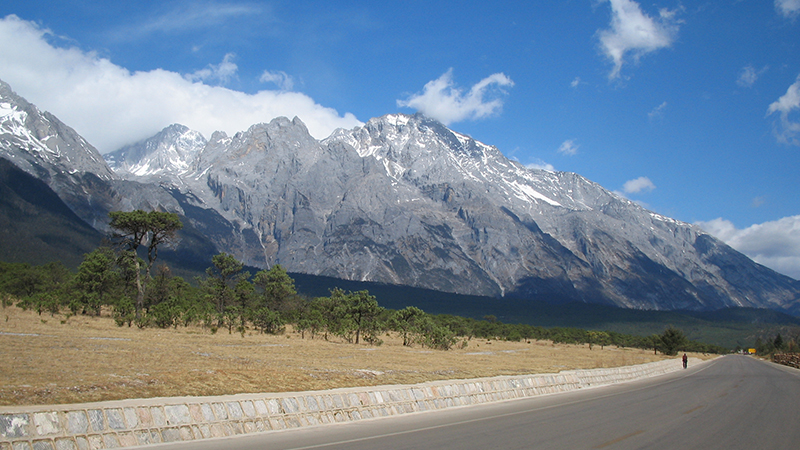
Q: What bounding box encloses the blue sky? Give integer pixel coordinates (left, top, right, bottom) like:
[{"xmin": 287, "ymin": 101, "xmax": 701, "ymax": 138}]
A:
[{"xmin": 1, "ymin": 1, "xmax": 799, "ymax": 279}]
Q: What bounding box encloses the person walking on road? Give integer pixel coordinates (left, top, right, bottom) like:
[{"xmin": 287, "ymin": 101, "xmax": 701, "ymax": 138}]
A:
[{"xmin": 682, "ymin": 353, "xmax": 688, "ymax": 369}]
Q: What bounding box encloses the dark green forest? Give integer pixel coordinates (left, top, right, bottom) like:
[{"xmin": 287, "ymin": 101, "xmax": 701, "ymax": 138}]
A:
[
  {"xmin": 0, "ymin": 254, "xmax": 729, "ymax": 355},
  {"xmin": 0, "ymin": 210, "xmax": 728, "ymax": 355},
  {"xmin": 2, "ymin": 209, "xmax": 796, "ymax": 354}
]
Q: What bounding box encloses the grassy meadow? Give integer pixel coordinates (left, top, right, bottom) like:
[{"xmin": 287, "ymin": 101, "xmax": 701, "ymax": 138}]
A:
[{"xmin": 0, "ymin": 306, "xmax": 700, "ymax": 407}]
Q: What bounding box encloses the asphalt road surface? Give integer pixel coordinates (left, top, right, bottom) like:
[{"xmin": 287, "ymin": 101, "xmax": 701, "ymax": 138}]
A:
[{"xmin": 152, "ymin": 356, "xmax": 800, "ymax": 450}]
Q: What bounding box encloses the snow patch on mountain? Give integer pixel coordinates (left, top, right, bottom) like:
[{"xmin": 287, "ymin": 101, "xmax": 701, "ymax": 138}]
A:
[{"xmin": 105, "ymin": 124, "xmax": 207, "ymax": 181}]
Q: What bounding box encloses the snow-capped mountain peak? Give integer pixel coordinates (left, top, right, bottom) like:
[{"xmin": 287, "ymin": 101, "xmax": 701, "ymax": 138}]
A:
[
  {"xmin": 104, "ymin": 124, "xmax": 207, "ymax": 180},
  {"xmin": 0, "ymin": 79, "xmax": 115, "ymax": 181}
]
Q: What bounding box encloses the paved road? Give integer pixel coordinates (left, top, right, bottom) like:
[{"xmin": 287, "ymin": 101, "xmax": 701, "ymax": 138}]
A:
[{"xmin": 153, "ymin": 356, "xmax": 800, "ymax": 450}]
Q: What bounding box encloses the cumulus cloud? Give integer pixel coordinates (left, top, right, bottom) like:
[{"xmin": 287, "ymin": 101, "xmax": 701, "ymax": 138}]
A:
[
  {"xmin": 0, "ymin": 15, "xmax": 361, "ymax": 152},
  {"xmin": 622, "ymin": 176, "xmax": 656, "ymax": 194},
  {"xmin": 775, "ymin": 0, "xmax": 800, "ymax": 18},
  {"xmin": 558, "ymin": 139, "xmax": 579, "ymax": 156},
  {"xmin": 597, "ymin": 0, "xmax": 681, "ymax": 79},
  {"xmin": 767, "ymin": 74, "xmax": 800, "ymax": 146},
  {"xmin": 397, "ymin": 69, "xmax": 514, "ymax": 125},
  {"xmin": 260, "ymin": 70, "xmax": 295, "ymax": 91},
  {"xmin": 696, "ymin": 216, "xmax": 800, "ymax": 280},
  {"xmin": 186, "ymin": 53, "xmax": 239, "ymax": 84}
]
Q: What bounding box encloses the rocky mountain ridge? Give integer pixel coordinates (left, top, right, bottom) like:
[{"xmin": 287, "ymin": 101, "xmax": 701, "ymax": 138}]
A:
[
  {"xmin": 0, "ymin": 80, "xmax": 182, "ymax": 229},
  {"xmin": 2, "ymin": 78, "xmax": 799, "ymax": 315},
  {"xmin": 105, "ymin": 123, "xmax": 207, "ymax": 183}
]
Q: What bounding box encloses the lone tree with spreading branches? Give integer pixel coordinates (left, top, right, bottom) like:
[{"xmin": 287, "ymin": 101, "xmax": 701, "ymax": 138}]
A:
[{"xmin": 109, "ymin": 210, "xmax": 183, "ymax": 319}]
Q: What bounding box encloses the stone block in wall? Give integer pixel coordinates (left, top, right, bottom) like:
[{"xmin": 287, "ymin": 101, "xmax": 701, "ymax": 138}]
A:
[
  {"xmin": 106, "ymin": 409, "xmax": 125, "ymax": 431},
  {"xmin": 161, "ymin": 428, "xmax": 182, "ymax": 443},
  {"xmin": 32, "ymin": 413, "xmax": 58, "ymax": 437},
  {"xmin": 208, "ymin": 424, "xmax": 225, "ymax": 438},
  {"xmin": 253, "ymin": 400, "xmax": 268, "ymax": 417},
  {"xmin": 73, "ymin": 436, "xmax": 88, "ymax": 450},
  {"xmin": 102, "ymin": 433, "xmax": 119, "ymax": 448},
  {"xmin": 196, "ymin": 424, "xmax": 211, "ymax": 439},
  {"xmin": 225, "ymin": 403, "xmax": 243, "ymax": 420},
  {"xmin": 164, "ymin": 405, "xmax": 191, "ymax": 426},
  {"xmin": 54, "ymin": 439, "xmax": 75, "ymax": 450},
  {"xmin": 304, "ymin": 396, "xmax": 319, "ymax": 412},
  {"xmin": 241, "ymin": 401, "xmax": 256, "ymax": 418},
  {"xmin": 134, "ymin": 408, "xmax": 152, "ymax": 429},
  {"xmin": 242, "ymin": 422, "xmax": 255, "ymax": 434},
  {"xmin": 178, "ymin": 427, "xmax": 193, "ymax": 441},
  {"xmin": 266, "ymin": 399, "xmax": 281, "ymax": 415},
  {"xmin": 133, "ymin": 431, "xmax": 152, "ymax": 446},
  {"xmin": 211, "ymin": 403, "xmax": 227, "ymax": 421},
  {"xmin": 87, "ymin": 411, "xmax": 104, "ymax": 435},
  {"xmin": 121, "ymin": 409, "xmax": 137, "ymax": 430},
  {"xmin": 117, "ymin": 433, "xmax": 137, "ymax": 448},
  {"xmin": 199, "ymin": 404, "xmax": 214, "ymax": 423},
  {"xmin": 187, "ymin": 405, "xmax": 203, "ymax": 423},
  {"xmin": 150, "ymin": 407, "xmax": 167, "ymax": 428}
]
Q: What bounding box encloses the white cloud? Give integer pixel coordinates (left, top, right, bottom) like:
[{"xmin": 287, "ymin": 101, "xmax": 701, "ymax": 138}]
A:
[
  {"xmin": 597, "ymin": 0, "xmax": 681, "ymax": 79},
  {"xmin": 622, "ymin": 176, "xmax": 656, "ymax": 194},
  {"xmin": 648, "ymin": 101, "xmax": 667, "ymax": 119},
  {"xmin": 696, "ymin": 216, "xmax": 800, "ymax": 280},
  {"xmin": 526, "ymin": 159, "xmax": 555, "ymax": 172},
  {"xmin": 767, "ymin": 74, "xmax": 800, "ymax": 146},
  {"xmin": 396, "ymin": 69, "xmax": 514, "ymax": 125},
  {"xmin": 737, "ymin": 65, "xmax": 757, "ymax": 88},
  {"xmin": 0, "ymin": 15, "xmax": 361, "ymax": 152},
  {"xmin": 259, "ymin": 70, "xmax": 295, "ymax": 91},
  {"xmin": 186, "ymin": 53, "xmax": 239, "ymax": 85},
  {"xmin": 557, "ymin": 139, "xmax": 579, "ymax": 156},
  {"xmin": 775, "ymin": 0, "xmax": 800, "ymax": 18},
  {"xmin": 570, "ymin": 77, "xmax": 582, "ymax": 88},
  {"xmin": 737, "ymin": 65, "xmax": 768, "ymax": 88}
]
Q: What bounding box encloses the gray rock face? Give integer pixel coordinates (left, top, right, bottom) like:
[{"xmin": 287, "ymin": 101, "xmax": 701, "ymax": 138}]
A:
[
  {"xmin": 158, "ymin": 113, "xmax": 798, "ymax": 313},
  {"xmin": 104, "ymin": 123, "xmax": 207, "ymax": 183},
  {"xmin": 0, "ymin": 79, "xmax": 182, "ymax": 229},
  {"xmin": 2, "ymin": 78, "xmax": 798, "ymax": 314}
]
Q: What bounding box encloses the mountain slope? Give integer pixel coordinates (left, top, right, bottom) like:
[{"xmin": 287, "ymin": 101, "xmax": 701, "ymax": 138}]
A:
[
  {"xmin": 2, "ymin": 78, "xmax": 798, "ymax": 315},
  {"xmin": 0, "ymin": 80, "xmax": 194, "ymax": 231},
  {"xmin": 0, "ymin": 80, "xmax": 225, "ymax": 272},
  {"xmin": 104, "ymin": 124, "xmax": 207, "ymax": 182},
  {"xmin": 0, "ymin": 157, "xmax": 103, "ymax": 267},
  {"xmin": 151, "ymin": 113, "xmax": 798, "ymax": 314}
]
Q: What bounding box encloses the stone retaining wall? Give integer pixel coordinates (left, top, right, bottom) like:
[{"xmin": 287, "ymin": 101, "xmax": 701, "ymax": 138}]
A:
[
  {"xmin": 1, "ymin": 358, "xmax": 690, "ymax": 449},
  {"xmin": 772, "ymin": 353, "xmax": 800, "ymax": 369}
]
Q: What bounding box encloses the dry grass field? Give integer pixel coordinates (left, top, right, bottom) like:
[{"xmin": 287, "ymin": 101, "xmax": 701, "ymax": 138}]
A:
[{"xmin": 1, "ymin": 306, "xmax": 697, "ymax": 407}]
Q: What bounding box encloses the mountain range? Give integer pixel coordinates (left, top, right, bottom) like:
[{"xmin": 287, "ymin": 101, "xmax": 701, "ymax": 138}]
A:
[{"xmin": 2, "ymin": 78, "xmax": 799, "ymax": 316}]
